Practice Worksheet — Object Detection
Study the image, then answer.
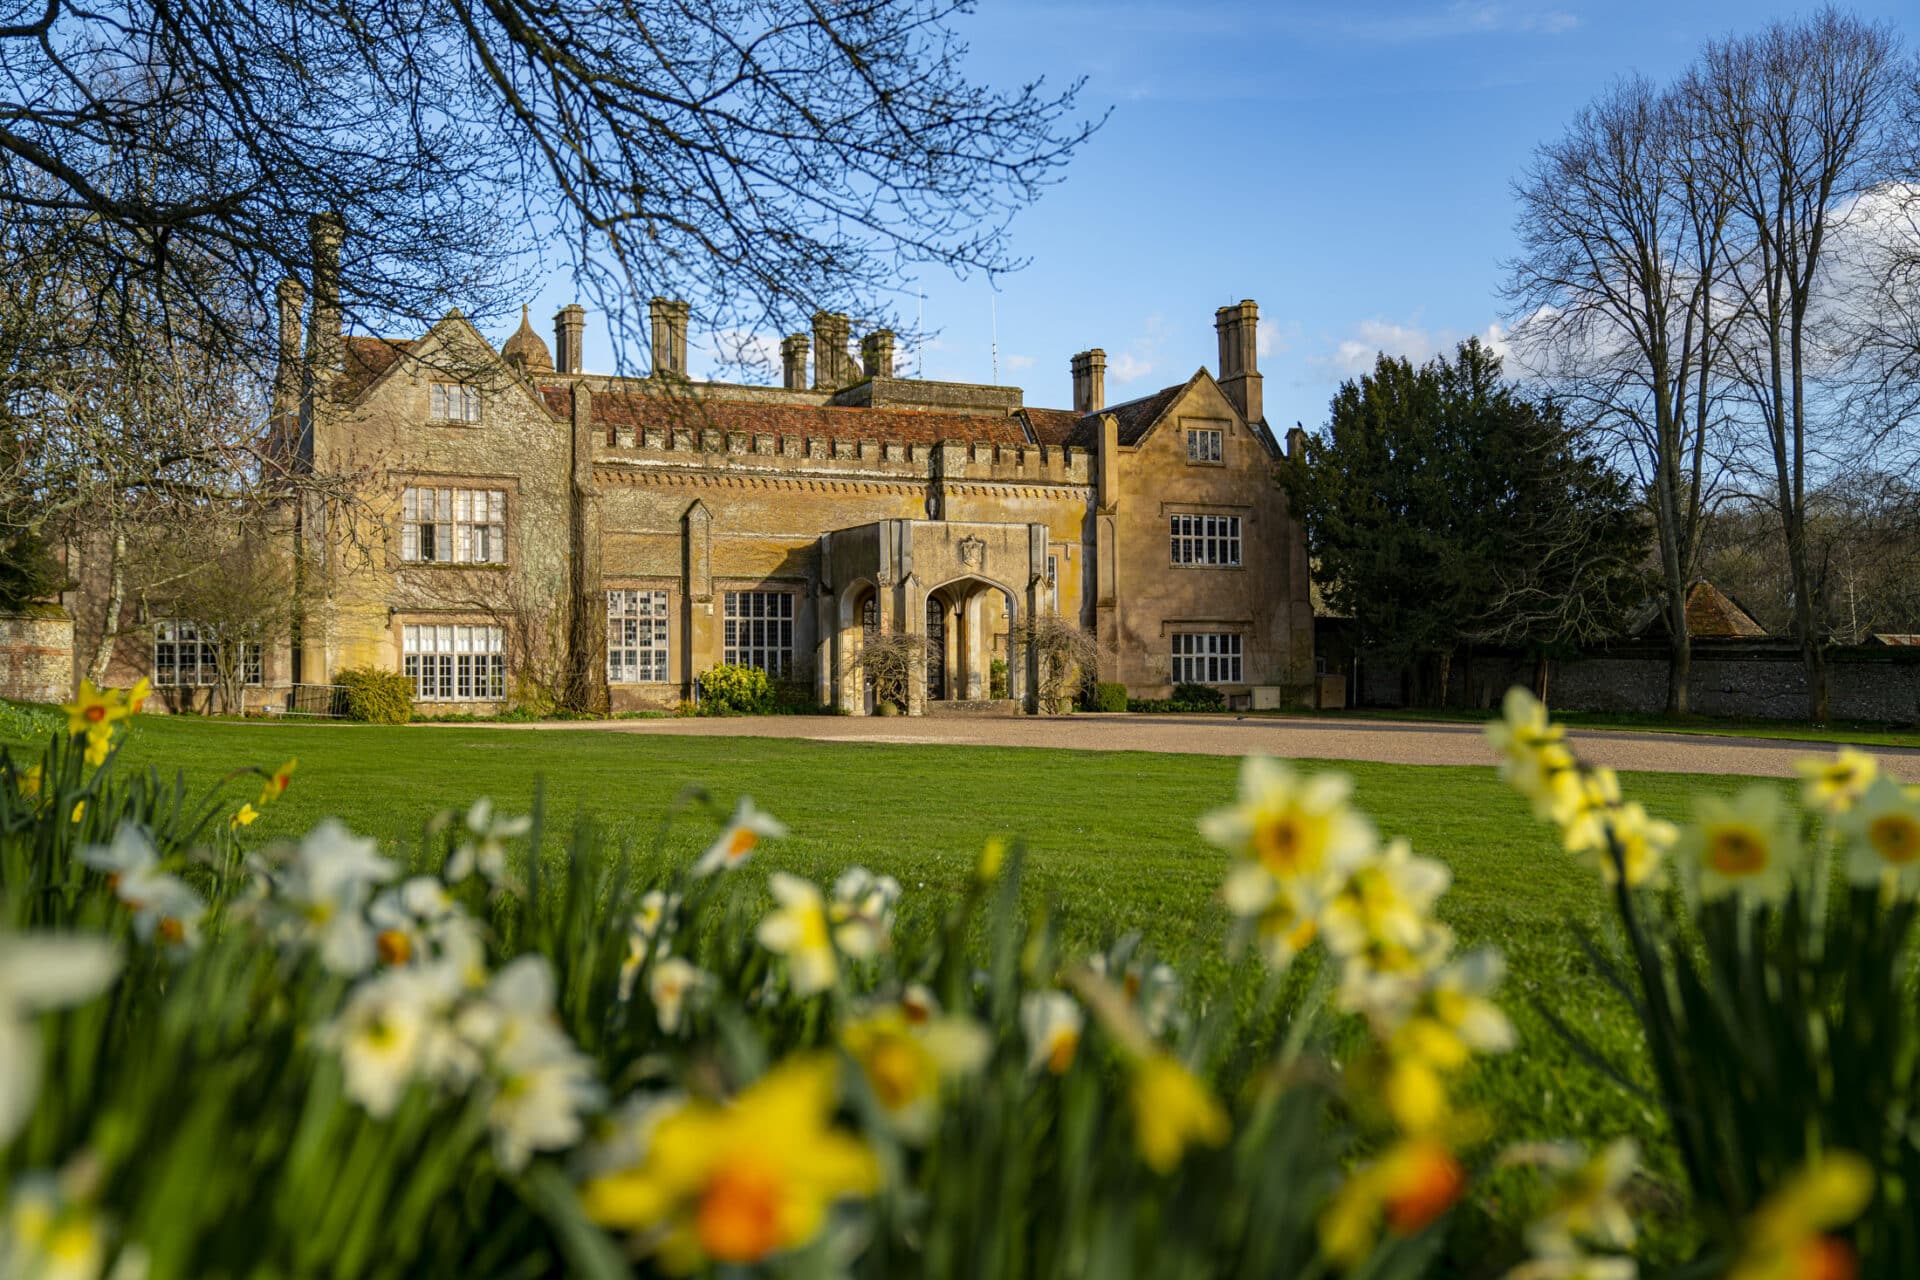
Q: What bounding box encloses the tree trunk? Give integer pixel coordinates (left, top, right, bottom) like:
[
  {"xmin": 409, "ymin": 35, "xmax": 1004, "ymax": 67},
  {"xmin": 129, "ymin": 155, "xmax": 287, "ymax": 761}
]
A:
[
  {"xmin": 1434, "ymin": 650, "xmax": 1452, "ymax": 710},
  {"xmin": 1533, "ymin": 654, "xmax": 1550, "ymax": 705},
  {"xmin": 86, "ymin": 525, "xmax": 128, "ymax": 686},
  {"xmin": 1663, "ymin": 575, "xmax": 1690, "ymax": 715}
]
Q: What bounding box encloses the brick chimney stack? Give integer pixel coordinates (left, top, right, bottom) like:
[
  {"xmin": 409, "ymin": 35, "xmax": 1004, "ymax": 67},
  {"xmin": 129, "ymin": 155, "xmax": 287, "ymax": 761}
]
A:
[
  {"xmin": 303, "ymin": 213, "xmax": 344, "ymax": 377},
  {"xmin": 1070, "ymin": 349, "xmax": 1106, "ymax": 415},
  {"xmin": 781, "ymin": 334, "xmax": 810, "ymax": 390},
  {"xmin": 861, "ymin": 330, "xmax": 895, "ymax": 380},
  {"xmin": 811, "ymin": 312, "xmax": 852, "ymax": 389},
  {"xmin": 649, "ymin": 297, "xmax": 690, "ymax": 378},
  {"xmin": 272, "ymin": 278, "xmax": 305, "ymax": 421},
  {"xmin": 1214, "ymin": 300, "xmax": 1263, "ymax": 424},
  {"xmin": 554, "ymin": 304, "xmax": 585, "ymax": 374}
]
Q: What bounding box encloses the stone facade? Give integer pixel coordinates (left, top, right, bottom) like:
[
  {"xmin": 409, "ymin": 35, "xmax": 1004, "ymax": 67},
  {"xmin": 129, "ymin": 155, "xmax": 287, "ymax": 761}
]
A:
[{"xmin": 64, "ymin": 275, "xmax": 1316, "ymax": 716}]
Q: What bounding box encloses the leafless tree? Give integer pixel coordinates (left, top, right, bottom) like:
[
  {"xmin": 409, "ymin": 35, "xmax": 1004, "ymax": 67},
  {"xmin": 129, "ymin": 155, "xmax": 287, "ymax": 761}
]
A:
[
  {"xmin": 0, "ymin": 0, "xmax": 1101, "ymax": 376},
  {"xmin": 1012, "ymin": 615, "xmax": 1096, "ymax": 715},
  {"xmin": 134, "ymin": 508, "xmax": 294, "ymax": 713},
  {"xmin": 856, "ymin": 631, "xmax": 927, "ymax": 712},
  {"xmin": 1689, "ymin": 8, "xmax": 1910, "ymax": 719},
  {"xmin": 1505, "ymin": 76, "xmax": 1736, "ymax": 713}
]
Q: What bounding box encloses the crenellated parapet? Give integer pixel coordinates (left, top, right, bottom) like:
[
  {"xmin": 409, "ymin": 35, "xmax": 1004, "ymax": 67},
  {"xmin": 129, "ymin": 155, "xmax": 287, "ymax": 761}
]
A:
[{"xmin": 593, "ymin": 428, "xmax": 1091, "ymax": 489}]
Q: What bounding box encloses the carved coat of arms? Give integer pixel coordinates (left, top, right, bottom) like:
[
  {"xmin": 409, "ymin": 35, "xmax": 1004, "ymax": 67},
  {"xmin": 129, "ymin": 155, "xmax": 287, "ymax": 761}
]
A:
[{"xmin": 958, "ymin": 536, "xmax": 987, "ymax": 570}]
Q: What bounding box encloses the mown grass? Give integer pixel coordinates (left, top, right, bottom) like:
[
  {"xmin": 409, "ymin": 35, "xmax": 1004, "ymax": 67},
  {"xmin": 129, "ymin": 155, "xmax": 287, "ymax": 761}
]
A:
[
  {"xmin": 1279, "ymin": 704, "xmax": 1920, "ymax": 750},
  {"xmin": 4, "ymin": 712, "xmax": 1787, "ymax": 1262}
]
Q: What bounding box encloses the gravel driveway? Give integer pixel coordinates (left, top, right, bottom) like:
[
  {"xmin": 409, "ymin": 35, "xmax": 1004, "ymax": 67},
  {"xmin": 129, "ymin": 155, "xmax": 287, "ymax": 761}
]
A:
[{"xmin": 466, "ymin": 712, "xmax": 1920, "ymax": 782}]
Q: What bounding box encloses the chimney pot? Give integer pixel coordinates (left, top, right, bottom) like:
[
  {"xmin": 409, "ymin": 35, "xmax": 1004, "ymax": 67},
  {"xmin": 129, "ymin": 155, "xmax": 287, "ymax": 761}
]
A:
[
  {"xmin": 649, "ymin": 297, "xmax": 690, "ymax": 378},
  {"xmin": 861, "ymin": 330, "xmax": 895, "ymax": 380},
  {"xmin": 811, "ymin": 312, "xmax": 853, "ymax": 390},
  {"xmin": 781, "ymin": 334, "xmax": 811, "ymax": 390},
  {"xmin": 1070, "ymin": 348, "xmax": 1106, "ymax": 415},
  {"xmin": 1214, "ymin": 300, "xmax": 1262, "ymax": 423},
  {"xmin": 304, "ymin": 213, "xmax": 345, "ymax": 376},
  {"xmin": 554, "ymin": 304, "xmax": 586, "ymax": 375}
]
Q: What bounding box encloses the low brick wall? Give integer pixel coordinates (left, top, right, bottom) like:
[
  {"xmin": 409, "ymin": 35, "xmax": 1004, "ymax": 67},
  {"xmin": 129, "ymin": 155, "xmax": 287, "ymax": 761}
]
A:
[
  {"xmin": 1357, "ymin": 642, "xmax": 1920, "ymax": 724},
  {"xmin": 0, "ymin": 609, "xmax": 75, "ymax": 704}
]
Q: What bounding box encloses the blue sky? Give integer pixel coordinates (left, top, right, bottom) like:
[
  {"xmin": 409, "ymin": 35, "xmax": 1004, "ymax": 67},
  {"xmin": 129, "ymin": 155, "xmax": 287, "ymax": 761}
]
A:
[{"xmin": 527, "ymin": 0, "xmax": 1914, "ymax": 429}]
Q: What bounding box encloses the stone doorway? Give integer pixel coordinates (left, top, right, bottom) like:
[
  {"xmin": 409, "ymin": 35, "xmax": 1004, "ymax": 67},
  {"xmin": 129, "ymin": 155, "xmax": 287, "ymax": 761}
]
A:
[{"xmin": 925, "ymin": 598, "xmax": 946, "ymax": 701}]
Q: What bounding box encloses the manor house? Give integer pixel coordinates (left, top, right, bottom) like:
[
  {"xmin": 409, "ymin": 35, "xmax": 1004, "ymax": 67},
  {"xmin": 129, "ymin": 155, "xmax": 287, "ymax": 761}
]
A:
[{"xmin": 93, "ymin": 241, "xmax": 1315, "ymax": 715}]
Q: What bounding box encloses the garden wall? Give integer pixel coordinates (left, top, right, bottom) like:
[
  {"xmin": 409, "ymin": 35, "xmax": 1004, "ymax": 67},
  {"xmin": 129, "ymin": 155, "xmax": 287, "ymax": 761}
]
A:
[
  {"xmin": 1355, "ymin": 641, "xmax": 1920, "ymax": 724},
  {"xmin": 0, "ymin": 607, "xmax": 75, "ymax": 704}
]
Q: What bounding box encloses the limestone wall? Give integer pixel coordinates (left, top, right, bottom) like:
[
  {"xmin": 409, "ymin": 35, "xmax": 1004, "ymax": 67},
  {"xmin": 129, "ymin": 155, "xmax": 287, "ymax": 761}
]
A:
[{"xmin": 0, "ymin": 609, "xmax": 73, "ymax": 703}]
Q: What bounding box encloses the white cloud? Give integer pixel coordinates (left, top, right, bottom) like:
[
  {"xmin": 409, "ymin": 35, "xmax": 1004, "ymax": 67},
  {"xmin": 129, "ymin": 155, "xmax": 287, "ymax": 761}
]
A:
[
  {"xmin": 1004, "ymin": 353, "xmax": 1036, "ymax": 373},
  {"xmin": 1314, "ymin": 316, "xmax": 1514, "ymax": 377},
  {"xmin": 702, "ymin": 328, "xmax": 782, "ymax": 380},
  {"xmin": 1108, "ymin": 352, "xmax": 1155, "ymax": 385}
]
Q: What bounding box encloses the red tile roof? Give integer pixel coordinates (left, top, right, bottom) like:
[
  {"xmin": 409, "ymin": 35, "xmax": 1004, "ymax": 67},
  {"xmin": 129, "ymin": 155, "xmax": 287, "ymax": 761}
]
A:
[
  {"xmin": 333, "ymin": 337, "xmax": 414, "ymax": 403},
  {"xmin": 1023, "ymin": 407, "xmax": 1096, "ymax": 447},
  {"xmin": 1686, "ymin": 581, "xmax": 1768, "ymax": 638},
  {"xmin": 539, "ymin": 385, "xmax": 1032, "ymax": 446}
]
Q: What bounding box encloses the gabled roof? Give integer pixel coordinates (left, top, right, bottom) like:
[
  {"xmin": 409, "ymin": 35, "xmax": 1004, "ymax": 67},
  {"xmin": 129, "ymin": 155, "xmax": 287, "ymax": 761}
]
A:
[
  {"xmin": 1021, "ymin": 407, "xmax": 1095, "ymax": 448},
  {"xmin": 335, "ymin": 337, "xmax": 416, "ymax": 403},
  {"xmin": 1023, "ymin": 368, "xmax": 1283, "ymax": 457},
  {"xmin": 1629, "ymin": 580, "xmax": 1769, "ymax": 640},
  {"xmin": 1102, "ymin": 380, "xmax": 1189, "ymax": 445},
  {"xmin": 538, "ymin": 386, "xmax": 1032, "ymax": 446}
]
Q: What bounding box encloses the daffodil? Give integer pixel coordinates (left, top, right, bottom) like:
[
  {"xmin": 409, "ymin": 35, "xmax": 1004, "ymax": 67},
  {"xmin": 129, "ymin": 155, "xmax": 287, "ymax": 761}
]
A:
[
  {"xmin": 1505, "ymin": 1253, "xmax": 1638, "ymax": 1280},
  {"xmin": 1129, "ymin": 1053, "xmax": 1229, "ymax": 1174},
  {"xmin": 1796, "ymin": 749, "xmax": 1877, "ymax": 815},
  {"xmin": 327, "ymin": 966, "xmax": 469, "ymax": 1118},
  {"xmin": 828, "ymin": 867, "xmax": 900, "ymax": 959},
  {"xmin": 1394, "ymin": 950, "xmax": 1515, "ymax": 1066},
  {"xmin": 62, "ymin": 682, "xmax": 123, "ymax": 739},
  {"xmin": 841, "ymin": 1005, "xmax": 989, "ymax": 1141},
  {"xmin": 1320, "ymin": 1138, "xmax": 1467, "ymax": 1268},
  {"xmin": 1838, "ymin": 777, "xmax": 1920, "ymax": 892},
  {"xmin": 230, "ymin": 803, "xmax": 259, "ymax": 830},
  {"xmin": 79, "ymin": 827, "xmax": 204, "ymax": 950},
  {"xmin": 1548, "ymin": 766, "xmax": 1622, "ymax": 838},
  {"xmin": 0, "ymin": 932, "xmax": 121, "ymax": 1145},
  {"xmin": 124, "ymin": 678, "xmax": 150, "ymax": 716},
  {"xmin": 1201, "ymin": 758, "xmax": 1376, "ymax": 894},
  {"xmin": 14, "ymin": 765, "xmax": 40, "ymax": 799},
  {"xmin": 1565, "ymin": 802, "xmax": 1676, "ymax": 889},
  {"xmin": 648, "ymin": 957, "xmax": 709, "ymax": 1034},
  {"xmin": 1020, "ymin": 990, "xmax": 1083, "ymax": 1074},
  {"xmin": 581, "ymin": 1055, "xmax": 879, "ymax": 1272},
  {"xmin": 975, "ymin": 836, "xmax": 1008, "ymax": 883},
  {"xmin": 617, "ymin": 890, "xmax": 682, "ymax": 1001},
  {"xmin": 1728, "ymin": 1153, "xmax": 1873, "ymax": 1280},
  {"xmin": 1682, "ymin": 786, "xmax": 1801, "ymax": 904},
  {"xmin": 0, "ymin": 1173, "xmax": 111, "ymax": 1280},
  {"xmin": 266, "ymin": 819, "xmax": 398, "ymax": 975},
  {"xmin": 80, "ymin": 730, "xmax": 111, "ymax": 770},
  {"xmin": 456, "ymin": 955, "xmax": 604, "ymax": 1171},
  {"xmin": 692, "ymin": 798, "xmax": 787, "ymax": 876},
  {"xmin": 1512, "ymin": 1139, "xmax": 1640, "ymax": 1256},
  {"xmin": 1225, "ymin": 872, "xmax": 1322, "ymax": 971},
  {"xmin": 368, "ymin": 877, "xmax": 485, "ymax": 984},
  {"xmin": 1321, "ymin": 838, "xmax": 1451, "ymax": 964},
  {"xmin": 445, "ymin": 797, "xmax": 531, "ymax": 886},
  {"xmin": 756, "ymin": 873, "xmax": 838, "ymax": 996},
  {"xmin": 1487, "ymin": 688, "xmax": 1576, "ymax": 818},
  {"xmin": 258, "ymin": 758, "xmax": 297, "ymax": 807}
]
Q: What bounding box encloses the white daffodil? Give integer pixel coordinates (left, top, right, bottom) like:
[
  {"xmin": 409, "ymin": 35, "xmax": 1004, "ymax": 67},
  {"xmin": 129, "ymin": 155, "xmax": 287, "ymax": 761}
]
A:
[
  {"xmin": 486, "ymin": 1027, "xmax": 603, "ymax": 1173},
  {"xmin": 327, "ymin": 970, "xmax": 438, "ymax": 1118},
  {"xmin": 1222, "ymin": 869, "xmax": 1323, "ymax": 972},
  {"xmin": 1516, "ymin": 1138, "xmax": 1641, "ymax": 1258},
  {"xmin": 1389, "ymin": 949, "xmax": 1516, "ymax": 1068},
  {"xmin": 1201, "ymin": 758, "xmax": 1376, "ymax": 891},
  {"xmin": 647, "ymin": 957, "xmax": 709, "ymax": 1034},
  {"xmin": 1020, "ymin": 990, "xmax": 1084, "ymax": 1074},
  {"xmin": 1840, "ymin": 777, "xmax": 1920, "ymax": 892},
  {"xmin": 755, "ymin": 872, "xmax": 838, "ymax": 995},
  {"xmin": 77, "ymin": 825, "xmax": 156, "ymax": 883},
  {"xmin": 691, "ymin": 798, "xmax": 787, "ymax": 876},
  {"xmin": 458, "ymin": 954, "xmax": 568, "ymax": 1064},
  {"xmin": 616, "ymin": 891, "xmax": 681, "ymax": 1002},
  {"xmin": 369, "ymin": 877, "xmax": 487, "ymax": 987},
  {"xmin": 1682, "ymin": 786, "xmax": 1801, "ymax": 905},
  {"xmin": 1486, "ymin": 688, "xmax": 1578, "ymax": 820},
  {"xmin": 1796, "ymin": 749, "xmax": 1878, "ymax": 815},
  {"xmin": 447, "ymin": 798, "xmax": 531, "ymax": 887},
  {"xmin": 0, "ymin": 933, "xmax": 121, "ymax": 1146},
  {"xmin": 829, "ymin": 867, "xmax": 901, "ymax": 959},
  {"xmin": 0, "ymin": 1174, "xmax": 110, "ymax": 1280},
  {"xmin": 276, "ymin": 820, "xmax": 399, "ymax": 975},
  {"xmin": 900, "ymin": 982, "xmax": 940, "ymax": 1026},
  {"xmin": 115, "ymin": 871, "xmax": 205, "ymax": 951},
  {"xmin": 1506, "ymin": 1255, "xmax": 1638, "ymax": 1280}
]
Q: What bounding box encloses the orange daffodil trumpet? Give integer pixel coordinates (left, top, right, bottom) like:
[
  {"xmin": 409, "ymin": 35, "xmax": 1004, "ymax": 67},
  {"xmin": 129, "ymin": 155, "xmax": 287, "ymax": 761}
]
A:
[
  {"xmin": 581, "ymin": 1055, "xmax": 879, "ymax": 1273},
  {"xmin": 693, "ymin": 798, "xmax": 787, "ymax": 876},
  {"xmin": 60, "ymin": 680, "xmax": 146, "ymax": 769},
  {"xmin": 839, "ymin": 1004, "xmax": 990, "ymax": 1142},
  {"xmin": 1796, "ymin": 749, "xmax": 1877, "ymax": 815},
  {"xmin": 1838, "ymin": 777, "xmax": 1920, "ymax": 892},
  {"xmin": 1683, "ymin": 787, "xmax": 1802, "ymax": 904},
  {"xmin": 1319, "ymin": 1137, "xmax": 1468, "ymax": 1267},
  {"xmin": 1728, "ymin": 1153, "xmax": 1873, "ymax": 1280}
]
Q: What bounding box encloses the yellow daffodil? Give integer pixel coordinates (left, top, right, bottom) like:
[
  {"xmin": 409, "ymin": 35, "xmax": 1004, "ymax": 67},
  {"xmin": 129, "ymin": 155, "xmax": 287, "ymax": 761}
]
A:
[
  {"xmin": 1796, "ymin": 750, "xmax": 1878, "ymax": 815},
  {"xmin": 125, "ymin": 677, "xmax": 151, "ymax": 715},
  {"xmin": 1549, "ymin": 766, "xmax": 1622, "ymax": 838},
  {"xmin": 14, "ymin": 765, "xmax": 40, "ymax": 799},
  {"xmin": 1564, "ymin": 802, "xmax": 1676, "ymax": 889},
  {"xmin": 1379, "ymin": 950, "xmax": 1515, "ymax": 1118},
  {"xmin": 1838, "ymin": 777, "xmax": 1920, "ymax": 892},
  {"xmin": 975, "ymin": 836, "xmax": 1008, "ymax": 883},
  {"xmin": 1728, "ymin": 1153, "xmax": 1873, "ymax": 1280},
  {"xmin": 1231, "ymin": 874, "xmax": 1323, "ymax": 971},
  {"xmin": 1020, "ymin": 990, "xmax": 1084, "ymax": 1075},
  {"xmin": 1487, "ymin": 688, "xmax": 1577, "ymax": 818},
  {"xmin": 61, "ymin": 682, "xmax": 123, "ymax": 738},
  {"xmin": 0, "ymin": 1174, "xmax": 109, "ymax": 1280},
  {"xmin": 259, "ymin": 759, "xmax": 297, "ymax": 807},
  {"xmin": 1320, "ymin": 1138, "xmax": 1467, "ymax": 1268},
  {"xmin": 230, "ymin": 803, "xmax": 260, "ymax": 830},
  {"xmin": 1682, "ymin": 786, "xmax": 1801, "ymax": 904},
  {"xmin": 69, "ymin": 801, "xmax": 84, "ymax": 825},
  {"xmin": 755, "ymin": 873, "xmax": 838, "ymax": 996},
  {"xmin": 692, "ymin": 798, "xmax": 786, "ymax": 876},
  {"xmin": 81, "ymin": 727, "xmax": 112, "ymax": 769},
  {"xmin": 1201, "ymin": 758, "xmax": 1376, "ymax": 888},
  {"xmin": 581, "ymin": 1055, "xmax": 878, "ymax": 1273},
  {"xmin": 648, "ymin": 957, "xmax": 710, "ymax": 1035},
  {"xmin": 1129, "ymin": 1053, "xmax": 1229, "ymax": 1174},
  {"xmin": 1505, "ymin": 1254, "xmax": 1638, "ymax": 1280},
  {"xmin": 1320, "ymin": 838, "xmax": 1451, "ymax": 964},
  {"xmin": 840, "ymin": 1005, "xmax": 989, "ymax": 1141}
]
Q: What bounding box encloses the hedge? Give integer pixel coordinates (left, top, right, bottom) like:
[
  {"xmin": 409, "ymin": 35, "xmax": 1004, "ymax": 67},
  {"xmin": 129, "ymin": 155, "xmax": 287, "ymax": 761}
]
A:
[{"xmin": 336, "ymin": 667, "xmax": 413, "ymax": 724}]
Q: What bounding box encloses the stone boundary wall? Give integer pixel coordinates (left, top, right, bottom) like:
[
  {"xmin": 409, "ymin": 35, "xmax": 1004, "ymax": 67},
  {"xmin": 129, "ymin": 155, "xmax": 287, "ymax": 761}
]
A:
[
  {"xmin": 0, "ymin": 609, "xmax": 74, "ymax": 704},
  {"xmin": 1356, "ymin": 642, "xmax": 1920, "ymax": 724}
]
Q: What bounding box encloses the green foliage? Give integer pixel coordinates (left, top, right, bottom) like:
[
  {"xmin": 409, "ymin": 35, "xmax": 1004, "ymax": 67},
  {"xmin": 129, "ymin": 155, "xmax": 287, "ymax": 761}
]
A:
[
  {"xmin": 336, "ymin": 668, "xmax": 411, "ymax": 724},
  {"xmin": 1170, "ymin": 683, "xmax": 1226, "ymax": 711},
  {"xmin": 0, "ymin": 700, "xmax": 60, "ymax": 741},
  {"xmin": 0, "ymin": 526, "xmax": 67, "ymax": 609},
  {"xmin": 696, "ymin": 663, "xmax": 774, "ymax": 715},
  {"xmin": 1283, "ymin": 340, "xmax": 1653, "ymax": 679},
  {"xmin": 989, "ymin": 658, "xmax": 1009, "ymax": 700},
  {"xmin": 1088, "ymin": 682, "xmax": 1129, "ymax": 712}
]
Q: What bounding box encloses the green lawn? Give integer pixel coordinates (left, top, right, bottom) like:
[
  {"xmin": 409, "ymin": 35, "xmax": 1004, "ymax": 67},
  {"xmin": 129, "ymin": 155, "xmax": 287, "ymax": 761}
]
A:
[{"xmin": 7, "ymin": 711, "xmax": 1774, "ymax": 1257}]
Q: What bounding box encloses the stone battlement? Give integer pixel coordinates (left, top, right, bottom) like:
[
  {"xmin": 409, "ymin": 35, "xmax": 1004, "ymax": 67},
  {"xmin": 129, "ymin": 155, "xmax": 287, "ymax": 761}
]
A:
[{"xmin": 594, "ymin": 430, "xmax": 1090, "ymax": 486}]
